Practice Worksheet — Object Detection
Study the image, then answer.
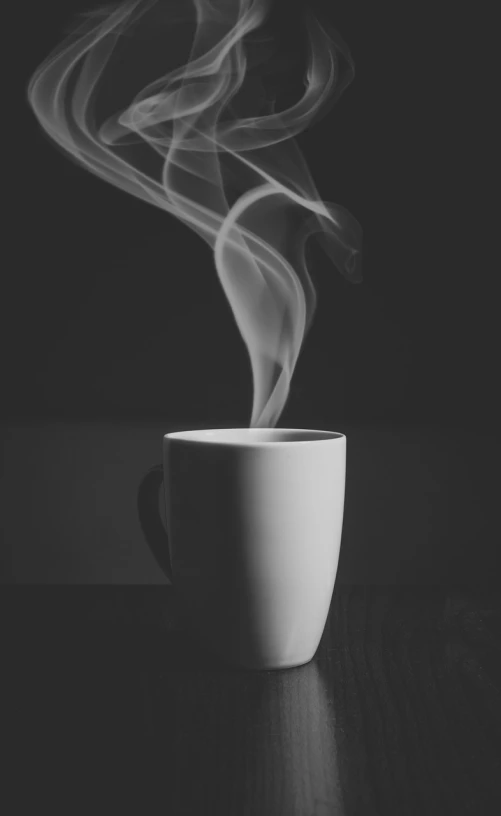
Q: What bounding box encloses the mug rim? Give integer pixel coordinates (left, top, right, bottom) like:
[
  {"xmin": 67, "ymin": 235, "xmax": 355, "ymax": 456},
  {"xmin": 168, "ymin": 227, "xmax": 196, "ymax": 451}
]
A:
[{"xmin": 164, "ymin": 427, "xmax": 346, "ymax": 446}]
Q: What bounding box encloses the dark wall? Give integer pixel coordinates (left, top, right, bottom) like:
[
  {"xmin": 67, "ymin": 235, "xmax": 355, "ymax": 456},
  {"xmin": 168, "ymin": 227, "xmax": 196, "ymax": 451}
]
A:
[{"xmin": 5, "ymin": 0, "xmax": 497, "ymax": 428}]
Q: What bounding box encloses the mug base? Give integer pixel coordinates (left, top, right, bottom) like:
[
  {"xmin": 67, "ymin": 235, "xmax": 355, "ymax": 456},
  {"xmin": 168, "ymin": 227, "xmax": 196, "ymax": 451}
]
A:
[{"xmin": 235, "ymin": 652, "xmax": 316, "ymax": 671}]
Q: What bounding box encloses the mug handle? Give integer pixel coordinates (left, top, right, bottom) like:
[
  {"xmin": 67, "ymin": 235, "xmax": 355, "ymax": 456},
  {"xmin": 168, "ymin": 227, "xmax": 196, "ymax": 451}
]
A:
[{"xmin": 137, "ymin": 464, "xmax": 173, "ymax": 583}]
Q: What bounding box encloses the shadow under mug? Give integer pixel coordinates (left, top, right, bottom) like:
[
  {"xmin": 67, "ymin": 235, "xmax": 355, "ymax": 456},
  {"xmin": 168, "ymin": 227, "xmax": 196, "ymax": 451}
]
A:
[{"xmin": 138, "ymin": 428, "xmax": 346, "ymax": 670}]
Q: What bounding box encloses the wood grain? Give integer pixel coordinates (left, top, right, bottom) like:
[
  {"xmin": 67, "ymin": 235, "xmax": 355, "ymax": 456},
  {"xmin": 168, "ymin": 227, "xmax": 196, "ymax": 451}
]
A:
[{"xmin": 5, "ymin": 585, "xmax": 500, "ymax": 814}]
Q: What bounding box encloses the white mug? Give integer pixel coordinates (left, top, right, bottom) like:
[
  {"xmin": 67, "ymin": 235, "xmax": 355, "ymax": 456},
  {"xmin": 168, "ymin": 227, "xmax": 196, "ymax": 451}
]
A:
[{"xmin": 138, "ymin": 428, "xmax": 346, "ymax": 670}]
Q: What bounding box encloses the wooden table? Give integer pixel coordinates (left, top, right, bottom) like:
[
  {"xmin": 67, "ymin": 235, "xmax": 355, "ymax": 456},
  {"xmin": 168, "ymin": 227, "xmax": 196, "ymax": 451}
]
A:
[{"xmin": 6, "ymin": 584, "xmax": 500, "ymax": 814}]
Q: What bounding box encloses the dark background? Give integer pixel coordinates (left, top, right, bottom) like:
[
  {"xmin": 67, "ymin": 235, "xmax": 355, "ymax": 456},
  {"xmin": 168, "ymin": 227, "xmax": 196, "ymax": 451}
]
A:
[
  {"xmin": 5, "ymin": 0, "xmax": 497, "ymax": 428},
  {"xmin": 2, "ymin": 0, "xmax": 498, "ymax": 585}
]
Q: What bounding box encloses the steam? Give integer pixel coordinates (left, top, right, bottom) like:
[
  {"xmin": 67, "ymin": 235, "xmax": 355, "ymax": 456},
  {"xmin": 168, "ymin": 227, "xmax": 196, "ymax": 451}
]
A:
[{"xmin": 27, "ymin": 0, "xmax": 362, "ymax": 427}]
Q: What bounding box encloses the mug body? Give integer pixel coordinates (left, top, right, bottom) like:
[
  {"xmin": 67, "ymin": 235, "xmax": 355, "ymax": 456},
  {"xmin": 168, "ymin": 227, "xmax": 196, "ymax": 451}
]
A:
[{"xmin": 163, "ymin": 428, "xmax": 346, "ymax": 669}]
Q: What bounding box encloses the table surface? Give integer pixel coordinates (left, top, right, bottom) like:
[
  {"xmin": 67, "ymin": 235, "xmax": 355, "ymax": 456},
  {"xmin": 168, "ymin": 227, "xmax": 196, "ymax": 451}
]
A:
[{"xmin": 6, "ymin": 584, "xmax": 501, "ymax": 814}]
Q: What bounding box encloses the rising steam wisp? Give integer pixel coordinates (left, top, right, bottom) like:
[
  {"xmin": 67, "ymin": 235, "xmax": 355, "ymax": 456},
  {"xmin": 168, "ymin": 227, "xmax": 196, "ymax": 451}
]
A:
[{"xmin": 27, "ymin": 0, "xmax": 362, "ymax": 427}]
